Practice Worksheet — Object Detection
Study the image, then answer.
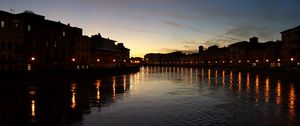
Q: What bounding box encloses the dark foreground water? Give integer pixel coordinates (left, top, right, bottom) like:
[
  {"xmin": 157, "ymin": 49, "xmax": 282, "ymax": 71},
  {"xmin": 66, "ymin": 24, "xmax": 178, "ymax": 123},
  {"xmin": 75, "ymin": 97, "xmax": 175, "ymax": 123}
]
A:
[{"xmin": 0, "ymin": 66, "xmax": 300, "ymax": 126}]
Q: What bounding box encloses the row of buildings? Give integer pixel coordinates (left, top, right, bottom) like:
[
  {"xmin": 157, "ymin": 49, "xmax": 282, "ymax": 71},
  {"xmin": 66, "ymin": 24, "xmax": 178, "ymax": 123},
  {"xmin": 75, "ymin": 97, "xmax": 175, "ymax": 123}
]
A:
[
  {"xmin": 0, "ymin": 10, "xmax": 130, "ymax": 71},
  {"xmin": 144, "ymin": 26, "xmax": 300, "ymax": 68}
]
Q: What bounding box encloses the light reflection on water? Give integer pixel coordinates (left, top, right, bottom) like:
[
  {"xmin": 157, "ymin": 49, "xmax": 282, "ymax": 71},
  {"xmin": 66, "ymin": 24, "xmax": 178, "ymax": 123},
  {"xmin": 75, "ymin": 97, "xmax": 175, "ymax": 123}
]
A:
[
  {"xmin": 71, "ymin": 83, "xmax": 77, "ymax": 110},
  {"xmin": 29, "ymin": 87, "xmax": 36, "ymax": 122},
  {"xmin": 289, "ymin": 84, "xmax": 296, "ymax": 121},
  {"xmin": 0, "ymin": 66, "xmax": 299, "ymax": 126}
]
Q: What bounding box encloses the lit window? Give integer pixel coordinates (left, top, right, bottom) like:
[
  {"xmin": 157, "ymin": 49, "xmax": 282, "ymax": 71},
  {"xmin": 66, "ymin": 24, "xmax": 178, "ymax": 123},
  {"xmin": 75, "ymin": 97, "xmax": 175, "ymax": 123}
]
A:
[
  {"xmin": 1, "ymin": 21, "xmax": 4, "ymax": 28},
  {"xmin": 63, "ymin": 31, "xmax": 65, "ymax": 37},
  {"xmin": 27, "ymin": 25, "xmax": 31, "ymax": 31},
  {"xmin": 54, "ymin": 41, "xmax": 57, "ymax": 47},
  {"xmin": 15, "ymin": 23, "xmax": 18, "ymax": 28},
  {"xmin": 27, "ymin": 64, "xmax": 31, "ymax": 71}
]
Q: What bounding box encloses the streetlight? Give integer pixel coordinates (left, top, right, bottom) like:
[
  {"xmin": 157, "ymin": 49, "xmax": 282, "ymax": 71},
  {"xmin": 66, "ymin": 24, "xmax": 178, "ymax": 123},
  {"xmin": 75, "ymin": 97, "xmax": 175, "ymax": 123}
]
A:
[
  {"xmin": 266, "ymin": 59, "xmax": 269, "ymax": 62},
  {"xmin": 291, "ymin": 57, "xmax": 294, "ymax": 61},
  {"xmin": 277, "ymin": 58, "xmax": 280, "ymax": 62},
  {"xmin": 97, "ymin": 58, "xmax": 100, "ymax": 62},
  {"xmin": 113, "ymin": 59, "xmax": 116, "ymax": 62},
  {"xmin": 256, "ymin": 60, "xmax": 259, "ymax": 63},
  {"xmin": 72, "ymin": 58, "xmax": 75, "ymax": 62},
  {"xmin": 31, "ymin": 57, "xmax": 35, "ymax": 61},
  {"xmin": 238, "ymin": 60, "xmax": 241, "ymax": 63},
  {"xmin": 247, "ymin": 60, "xmax": 249, "ymax": 63}
]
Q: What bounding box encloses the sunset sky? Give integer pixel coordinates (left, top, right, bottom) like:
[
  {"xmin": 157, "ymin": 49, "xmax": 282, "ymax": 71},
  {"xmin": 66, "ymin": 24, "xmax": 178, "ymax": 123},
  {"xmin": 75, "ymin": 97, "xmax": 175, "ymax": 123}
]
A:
[{"xmin": 1, "ymin": 0, "xmax": 300, "ymax": 57}]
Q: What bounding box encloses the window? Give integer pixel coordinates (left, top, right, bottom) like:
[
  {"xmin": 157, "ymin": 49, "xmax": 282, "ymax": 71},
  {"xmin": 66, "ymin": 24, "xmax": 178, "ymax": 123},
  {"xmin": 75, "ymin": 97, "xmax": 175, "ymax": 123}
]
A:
[
  {"xmin": 0, "ymin": 55, "xmax": 4, "ymax": 62},
  {"xmin": 27, "ymin": 64, "xmax": 31, "ymax": 71},
  {"xmin": 8, "ymin": 43, "xmax": 12, "ymax": 50},
  {"xmin": 1, "ymin": 21, "xmax": 4, "ymax": 28},
  {"xmin": 1, "ymin": 42, "xmax": 6, "ymax": 50},
  {"xmin": 27, "ymin": 25, "xmax": 31, "ymax": 31},
  {"xmin": 54, "ymin": 41, "xmax": 57, "ymax": 47},
  {"xmin": 63, "ymin": 31, "xmax": 65, "ymax": 37}
]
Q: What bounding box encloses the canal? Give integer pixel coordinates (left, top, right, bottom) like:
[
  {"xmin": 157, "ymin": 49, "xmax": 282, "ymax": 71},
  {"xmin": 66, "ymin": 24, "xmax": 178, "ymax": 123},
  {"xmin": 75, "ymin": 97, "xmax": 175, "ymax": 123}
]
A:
[{"xmin": 0, "ymin": 66, "xmax": 299, "ymax": 126}]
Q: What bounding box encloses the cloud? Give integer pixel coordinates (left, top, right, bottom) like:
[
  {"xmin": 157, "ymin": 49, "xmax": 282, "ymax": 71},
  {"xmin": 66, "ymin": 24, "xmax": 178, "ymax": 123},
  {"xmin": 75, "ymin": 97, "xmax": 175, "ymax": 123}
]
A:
[
  {"xmin": 152, "ymin": 40, "xmax": 200, "ymax": 54},
  {"xmin": 200, "ymin": 38, "xmax": 238, "ymax": 48},
  {"xmin": 163, "ymin": 21, "xmax": 185, "ymax": 29},
  {"xmin": 225, "ymin": 24, "xmax": 280, "ymax": 41},
  {"xmin": 155, "ymin": 48, "xmax": 197, "ymax": 54},
  {"xmin": 166, "ymin": 11, "xmax": 200, "ymax": 20},
  {"xmin": 110, "ymin": 24, "xmax": 161, "ymax": 34}
]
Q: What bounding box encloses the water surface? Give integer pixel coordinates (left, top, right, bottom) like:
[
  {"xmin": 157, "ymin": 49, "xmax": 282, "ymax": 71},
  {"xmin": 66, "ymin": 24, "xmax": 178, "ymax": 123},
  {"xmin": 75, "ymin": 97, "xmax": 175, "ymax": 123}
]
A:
[{"xmin": 0, "ymin": 66, "xmax": 299, "ymax": 126}]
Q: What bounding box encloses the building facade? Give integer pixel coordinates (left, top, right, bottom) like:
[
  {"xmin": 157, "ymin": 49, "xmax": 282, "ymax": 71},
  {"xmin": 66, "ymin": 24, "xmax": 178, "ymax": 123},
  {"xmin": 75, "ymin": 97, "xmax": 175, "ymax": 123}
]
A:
[
  {"xmin": 281, "ymin": 26, "xmax": 300, "ymax": 65},
  {"xmin": 0, "ymin": 10, "xmax": 130, "ymax": 71}
]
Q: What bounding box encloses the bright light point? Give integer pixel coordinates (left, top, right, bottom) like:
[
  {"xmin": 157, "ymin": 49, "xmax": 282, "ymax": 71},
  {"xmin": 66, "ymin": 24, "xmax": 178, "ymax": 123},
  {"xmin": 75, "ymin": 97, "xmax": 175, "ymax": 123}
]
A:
[
  {"xmin": 230, "ymin": 61, "xmax": 232, "ymax": 63},
  {"xmin": 72, "ymin": 58, "xmax": 75, "ymax": 62},
  {"xmin": 247, "ymin": 60, "xmax": 249, "ymax": 63},
  {"xmin": 97, "ymin": 59, "xmax": 100, "ymax": 62},
  {"xmin": 238, "ymin": 60, "xmax": 241, "ymax": 63},
  {"xmin": 256, "ymin": 60, "xmax": 259, "ymax": 63},
  {"xmin": 124, "ymin": 60, "xmax": 126, "ymax": 62},
  {"xmin": 113, "ymin": 59, "xmax": 116, "ymax": 62},
  {"xmin": 291, "ymin": 58, "xmax": 294, "ymax": 61},
  {"xmin": 277, "ymin": 59, "xmax": 280, "ymax": 62},
  {"xmin": 266, "ymin": 59, "xmax": 269, "ymax": 62},
  {"xmin": 31, "ymin": 57, "xmax": 35, "ymax": 61}
]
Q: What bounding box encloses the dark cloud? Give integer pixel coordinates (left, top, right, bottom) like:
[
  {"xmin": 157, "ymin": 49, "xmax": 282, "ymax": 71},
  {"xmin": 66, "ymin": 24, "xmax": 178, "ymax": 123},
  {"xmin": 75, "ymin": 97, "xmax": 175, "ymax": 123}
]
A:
[
  {"xmin": 154, "ymin": 40, "xmax": 200, "ymax": 54},
  {"xmin": 225, "ymin": 24, "xmax": 280, "ymax": 41},
  {"xmin": 155, "ymin": 48, "xmax": 197, "ymax": 54},
  {"xmin": 200, "ymin": 38, "xmax": 237, "ymax": 48}
]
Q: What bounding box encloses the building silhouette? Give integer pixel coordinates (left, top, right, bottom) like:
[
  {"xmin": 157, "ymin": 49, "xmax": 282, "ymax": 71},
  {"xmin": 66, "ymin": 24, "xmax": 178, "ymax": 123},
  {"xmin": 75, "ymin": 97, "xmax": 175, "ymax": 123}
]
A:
[
  {"xmin": 0, "ymin": 10, "xmax": 130, "ymax": 71},
  {"xmin": 144, "ymin": 26, "xmax": 299, "ymax": 68},
  {"xmin": 281, "ymin": 26, "xmax": 300, "ymax": 64}
]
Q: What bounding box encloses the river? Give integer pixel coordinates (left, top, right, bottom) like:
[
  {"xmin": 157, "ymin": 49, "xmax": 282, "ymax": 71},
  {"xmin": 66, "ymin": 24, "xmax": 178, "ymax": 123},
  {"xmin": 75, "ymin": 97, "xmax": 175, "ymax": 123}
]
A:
[{"xmin": 0, "ymin": 66, "xmax": 299, "ymax": 126}]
